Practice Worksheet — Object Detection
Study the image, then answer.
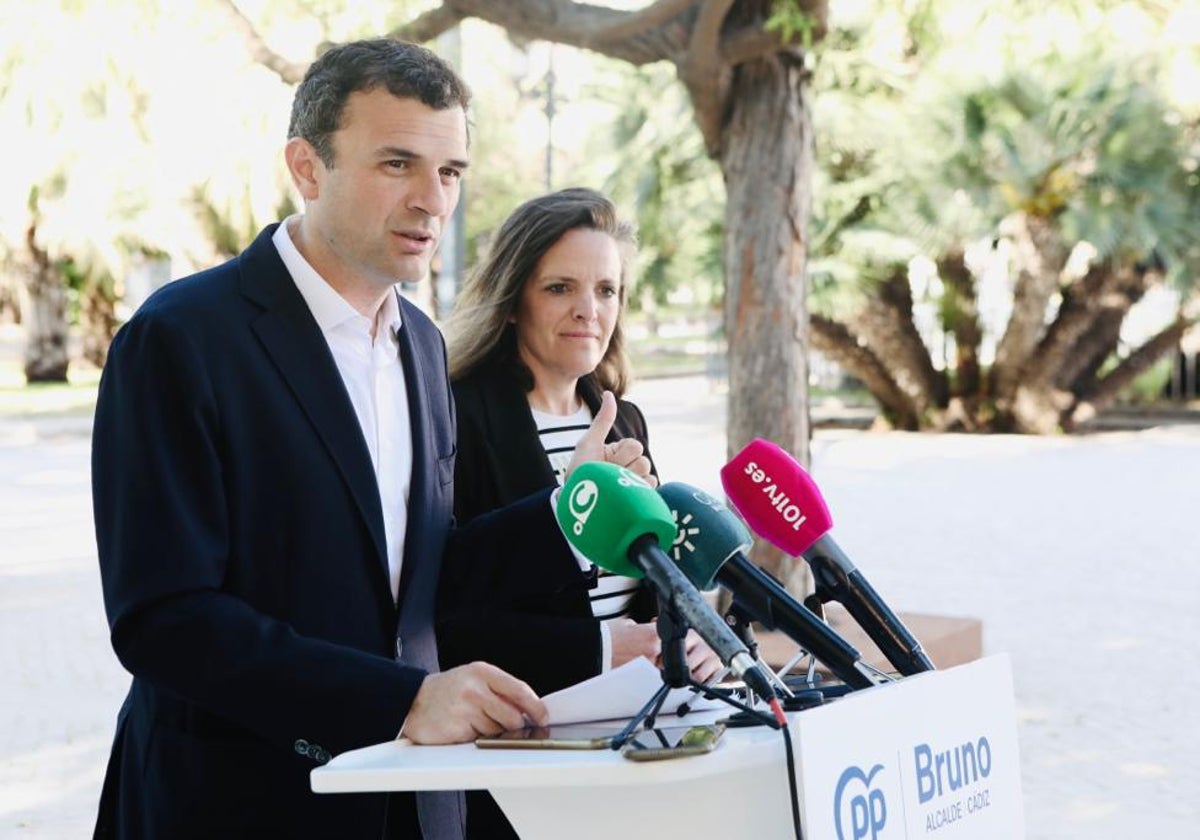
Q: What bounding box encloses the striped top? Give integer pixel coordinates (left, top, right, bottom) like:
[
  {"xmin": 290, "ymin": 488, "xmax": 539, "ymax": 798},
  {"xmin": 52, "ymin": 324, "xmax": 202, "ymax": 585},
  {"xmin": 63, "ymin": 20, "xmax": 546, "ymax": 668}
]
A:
[{"xmin": 530, "ymin": 405, "xmax": 641, "ymax": 623}]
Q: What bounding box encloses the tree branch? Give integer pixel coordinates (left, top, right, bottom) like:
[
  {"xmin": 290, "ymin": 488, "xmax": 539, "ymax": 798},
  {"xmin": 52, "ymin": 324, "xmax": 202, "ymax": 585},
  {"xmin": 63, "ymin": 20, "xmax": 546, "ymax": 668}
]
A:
[
  {"xmin": 721, "ymin": 25, "xmax": 795, "ymax": 66},
  {"xmin": 436, "ymin": 0, "xmax": 681, "ymax": 65},
  {"xmin": 937, "ymin": 251, "xmax": 981, "ymax": 398},
  {"xmin": 680, "ymin": 0, "xmax": 735, "ymax": 156},
  {"xmin": 721, "ymin": 0, "xmax": 832, "ymax": 68},
  {"xmin": 211, "ymin": 0, "xmax": 310, "ymax": 85},
  {"xmin": 853, "ymin": 267, "xmax": 947, "ymax": 413},
  {"xmin": 989, "ymin": 211, "xmax": 1071, "ymax": 403},
  {"xmin": 1025, "ymin": 260, "xmax": 1113, "ymax": 390},
  {"xmin": 386, "ymin": 5, "xmax": 466, "ymax": 43},
  {"xmin": 689, "ymin": 0, "xmax": 736, "ymax": 64},
  {"xmin": 1068, "ymin": 315, "xmax": 1194, "ymax": 429},
  {"xmin": 723, "ymin": 0, "xmax": 827, "ymax": 65},
  {"xmin": 1056, "ymin": 268, "xmax": 1151, "ymax": 392},
  {"xmin": 587, "ymin": 0, "xmax": 700, "ymax": 42},
  {"xmin": 810, "ymin": 313, "xmax": 919, "ymax": 429}
]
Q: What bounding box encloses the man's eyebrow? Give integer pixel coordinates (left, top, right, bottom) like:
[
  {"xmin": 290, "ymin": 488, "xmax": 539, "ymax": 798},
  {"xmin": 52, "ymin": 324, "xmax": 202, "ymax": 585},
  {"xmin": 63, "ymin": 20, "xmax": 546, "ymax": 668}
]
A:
[{"xmin": 376, "ymin": 146, "xmax": 470, "ymax": 170}]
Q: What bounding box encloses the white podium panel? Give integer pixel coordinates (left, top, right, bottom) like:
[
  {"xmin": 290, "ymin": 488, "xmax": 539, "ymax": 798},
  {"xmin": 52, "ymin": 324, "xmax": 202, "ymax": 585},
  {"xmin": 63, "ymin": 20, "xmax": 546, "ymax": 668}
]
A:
[
  {"xmin": 794, "ymin": 654, "xmax": 1024, "ymax": 839},
  {"xmin": 312, "ymin": 715, "xmax": 794, "ymax": 839},
  {"xmin": 312, "ymin": 655, "xmax": 1024, "ymax": 840}
]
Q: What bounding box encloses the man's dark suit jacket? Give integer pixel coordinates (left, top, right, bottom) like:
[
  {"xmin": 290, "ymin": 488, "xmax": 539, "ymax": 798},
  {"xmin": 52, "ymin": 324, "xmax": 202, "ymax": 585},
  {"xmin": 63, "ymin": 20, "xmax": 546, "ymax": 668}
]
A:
[{"xmin": 91, "ymin": 225, "xmax": 568, "ymax": 840}]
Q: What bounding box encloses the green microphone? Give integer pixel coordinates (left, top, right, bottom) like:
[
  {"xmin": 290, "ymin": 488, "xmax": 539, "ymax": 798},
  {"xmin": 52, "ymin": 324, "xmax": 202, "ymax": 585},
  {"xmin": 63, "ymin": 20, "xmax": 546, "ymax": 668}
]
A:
[
  {"xmin": 555, "ymin": 461, "xmax": 676, "ymax": 578},
  {"xmin": 556, "ymin": 462, "xmax": 777, "ymax": 702}
]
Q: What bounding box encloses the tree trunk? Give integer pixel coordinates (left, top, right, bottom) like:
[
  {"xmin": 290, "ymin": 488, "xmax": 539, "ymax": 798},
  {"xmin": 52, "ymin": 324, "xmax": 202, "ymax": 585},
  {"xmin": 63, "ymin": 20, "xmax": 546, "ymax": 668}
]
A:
[
  {"xmin": 1057, "ymin": 268, "xmax": 1150, "ymax": 394},
  {"xmin": 640, "ymin": 287, "xmax": 659, "ymax": 339},
  {"xmin": 1067, "ymin": 316, "xmax": 1193, "ymax": 429},
  {"xmin": 853, "ymin": 267, "xmax": 946, "ymax": 417},
  {"xmin": 720, "ymin": 50, "xmax": 812, "ymax": 583},
  {"xmin": 1007, "ymin": 262, "xmax": 1117, "ymax": 433},
  {"xmin": 79, "ymin": 274, "xmax": 120, "ymax": 369},
  {"xmin": 990, "ymin": 212, "xmax": 1069, "ymax": 404},
  {"xmin": 810, "ymin": 314, "xmax": 918, "ymax": 428},
  {"xmin": 938, "ymin": 251, "xmax": 982, "ymax": 399},
  {"xmin": 20, "ymin": 220, "xmax": 69, "ymax": 383},
  {"xmin": 0, "ymin": 278, "xmax": 20, "ymax": 324},
  {"xmin": 1027, "ymin": 262, "xmax": 1113, "ymax": 387}
]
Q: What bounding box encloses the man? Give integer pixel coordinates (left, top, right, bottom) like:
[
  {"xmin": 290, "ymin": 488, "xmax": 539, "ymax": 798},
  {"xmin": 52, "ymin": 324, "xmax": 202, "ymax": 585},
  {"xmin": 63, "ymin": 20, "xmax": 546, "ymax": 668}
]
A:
[{"xmin": 91, "ymin": 39, "xmax": 650, "ymax": 839}]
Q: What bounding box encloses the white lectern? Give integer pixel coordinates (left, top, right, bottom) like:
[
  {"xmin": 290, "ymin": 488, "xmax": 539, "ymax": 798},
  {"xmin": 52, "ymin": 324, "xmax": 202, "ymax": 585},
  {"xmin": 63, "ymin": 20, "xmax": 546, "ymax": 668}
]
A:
[{"xmin": 313, "ymin": 655, "xmax": 1025, "ymax": 839}]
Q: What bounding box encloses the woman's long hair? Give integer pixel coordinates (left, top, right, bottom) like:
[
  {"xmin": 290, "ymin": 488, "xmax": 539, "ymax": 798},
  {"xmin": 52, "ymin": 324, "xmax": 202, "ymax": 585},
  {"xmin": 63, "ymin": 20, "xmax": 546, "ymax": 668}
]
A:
[{"xmin": 445, "ymin": 187, "xmax": 637, "ymax": 397}]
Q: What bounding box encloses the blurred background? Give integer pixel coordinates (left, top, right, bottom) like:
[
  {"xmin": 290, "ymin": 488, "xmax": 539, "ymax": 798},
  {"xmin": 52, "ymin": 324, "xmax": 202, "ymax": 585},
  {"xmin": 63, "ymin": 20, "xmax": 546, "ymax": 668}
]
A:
[
  {"xmin": 3, "ymin": 1, "xmax": 1197, "ymax": 424},
  {"xmin": 2, "ymin": 1, "xmax": 1199, "ymax": 837}
]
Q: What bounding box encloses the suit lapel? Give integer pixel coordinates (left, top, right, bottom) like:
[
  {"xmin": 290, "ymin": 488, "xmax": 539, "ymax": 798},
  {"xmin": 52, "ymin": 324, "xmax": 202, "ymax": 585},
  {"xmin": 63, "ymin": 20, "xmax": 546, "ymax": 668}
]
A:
[{"xmin": 239, "ymin": 228, "xmax": 390, "ymax": 598}]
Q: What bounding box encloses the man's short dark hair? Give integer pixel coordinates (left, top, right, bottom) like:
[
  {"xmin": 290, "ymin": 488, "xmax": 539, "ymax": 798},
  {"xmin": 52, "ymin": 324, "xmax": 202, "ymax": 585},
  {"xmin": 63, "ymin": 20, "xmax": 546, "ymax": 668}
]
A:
[{"xmin": 288, "ymin": 38, "xmax": 471, "ymax": 167}]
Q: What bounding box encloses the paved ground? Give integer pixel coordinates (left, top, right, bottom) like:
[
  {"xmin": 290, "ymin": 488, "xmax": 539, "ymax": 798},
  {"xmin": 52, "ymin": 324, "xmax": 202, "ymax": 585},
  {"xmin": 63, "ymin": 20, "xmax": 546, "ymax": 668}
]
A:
[{"xmin": 2, "ymin": 374, "xmax": 1198, "ymax": 838}]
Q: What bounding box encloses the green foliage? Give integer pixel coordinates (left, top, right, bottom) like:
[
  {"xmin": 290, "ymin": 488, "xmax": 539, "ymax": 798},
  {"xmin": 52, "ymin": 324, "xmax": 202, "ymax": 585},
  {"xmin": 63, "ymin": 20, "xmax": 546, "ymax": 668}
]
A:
[
  {"xmin": 189, "ymin": 185, "xmax": 262, "ymax": 260},
  {"xmin": 810, "ymin": 0, "xmax": 1199, "ymax": 317},
  {"xmin": 456, "ymin": 59, "xmax": 546, "ymax": 267},
  {"xmin": 582, "ymin": 62, "xmax": 724, "ymax": 309},
  {"xmin": 1123, "ymin": 355, "xmax": 1174, "ymax": 405},
  {"xmin": 765, "ymin": 0, "xmax": 819, "ymax": 47},
  {"xmin": 806, "ymin": 0, "xmax": 1199, "ymax": 426}
]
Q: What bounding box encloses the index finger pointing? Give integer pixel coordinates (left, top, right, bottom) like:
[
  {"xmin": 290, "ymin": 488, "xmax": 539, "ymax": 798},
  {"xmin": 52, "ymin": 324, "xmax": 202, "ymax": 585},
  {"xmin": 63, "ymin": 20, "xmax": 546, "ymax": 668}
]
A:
[{"xmin": 578, "ymin": 391, "xmax": 617, "ymax": 453}]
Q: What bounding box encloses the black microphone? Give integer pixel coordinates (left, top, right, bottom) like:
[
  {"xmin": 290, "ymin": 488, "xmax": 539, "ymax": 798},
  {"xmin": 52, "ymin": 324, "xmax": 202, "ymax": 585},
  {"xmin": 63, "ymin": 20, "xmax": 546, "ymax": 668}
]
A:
[
  {"xmin": 659, "ymin": 482, "xmax": 883, "ymax": 690},
  {"xmin": 721, "ymin": 439, "xmax": 936, "ymax": 677},
  {"xmin": 801, "ymin": 536, "xmax": 935, "ymax": 675},
  {"xmin": 556, "ymin": 462, "xmax": 779, "ymax": 706}
]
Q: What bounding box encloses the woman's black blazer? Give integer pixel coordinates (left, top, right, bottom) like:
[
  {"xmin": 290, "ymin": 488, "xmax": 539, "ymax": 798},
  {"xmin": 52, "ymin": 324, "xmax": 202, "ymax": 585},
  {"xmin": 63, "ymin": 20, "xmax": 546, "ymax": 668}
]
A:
[{"xmin": 437, "ymin": 364, "xmax": 658, "ymax": 697}]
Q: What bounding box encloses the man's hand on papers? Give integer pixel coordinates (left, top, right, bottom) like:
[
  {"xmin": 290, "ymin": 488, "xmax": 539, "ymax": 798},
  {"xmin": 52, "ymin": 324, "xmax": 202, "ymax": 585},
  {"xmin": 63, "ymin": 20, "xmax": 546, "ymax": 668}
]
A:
[{"xmin": 405, "ymin": 662, "xmax": 548, "ymax": 744}]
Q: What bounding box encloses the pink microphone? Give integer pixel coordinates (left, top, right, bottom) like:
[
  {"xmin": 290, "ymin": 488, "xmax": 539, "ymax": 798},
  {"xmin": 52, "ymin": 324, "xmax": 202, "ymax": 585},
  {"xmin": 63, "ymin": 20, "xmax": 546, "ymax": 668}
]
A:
[
  {"xmin": 720, "ymin": 439, "xmax": 935, "ymax": 676},
  {"xmin": 719, "ymin": 438, "xmax": 832, "ymax": 555}
]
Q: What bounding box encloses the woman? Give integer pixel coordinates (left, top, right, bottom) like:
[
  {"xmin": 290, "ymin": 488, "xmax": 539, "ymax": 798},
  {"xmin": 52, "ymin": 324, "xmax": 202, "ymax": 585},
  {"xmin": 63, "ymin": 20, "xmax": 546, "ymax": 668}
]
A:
[
  {"xmin": 440, "ymin": 188, "xmax": 662, "ymax": 691},
  {"xmin": 438, "ymin": 188, "xmax": 718, "ymax": 840}
]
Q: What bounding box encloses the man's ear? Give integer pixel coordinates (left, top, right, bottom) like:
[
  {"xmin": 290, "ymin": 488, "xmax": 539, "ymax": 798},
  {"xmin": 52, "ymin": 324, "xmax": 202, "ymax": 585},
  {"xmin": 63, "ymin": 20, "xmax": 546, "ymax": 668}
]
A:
[{"xmin": 284, "ymin": 137, "xmax": 322, "ymax": 201}]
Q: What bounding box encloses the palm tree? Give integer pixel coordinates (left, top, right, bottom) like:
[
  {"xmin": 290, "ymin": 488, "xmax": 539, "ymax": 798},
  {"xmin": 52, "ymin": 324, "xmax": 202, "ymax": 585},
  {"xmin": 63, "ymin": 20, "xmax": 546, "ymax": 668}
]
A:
[{"xmin": 808, "ymin": 18, "xmax": 1198, "ymax": 432}]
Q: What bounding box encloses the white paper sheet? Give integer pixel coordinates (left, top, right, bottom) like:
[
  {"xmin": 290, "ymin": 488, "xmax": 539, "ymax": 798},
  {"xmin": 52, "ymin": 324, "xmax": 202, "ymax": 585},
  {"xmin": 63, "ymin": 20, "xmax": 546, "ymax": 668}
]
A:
[{"xmin": 542, "ymin": 657, "xmax": 729, "ymax": 725}]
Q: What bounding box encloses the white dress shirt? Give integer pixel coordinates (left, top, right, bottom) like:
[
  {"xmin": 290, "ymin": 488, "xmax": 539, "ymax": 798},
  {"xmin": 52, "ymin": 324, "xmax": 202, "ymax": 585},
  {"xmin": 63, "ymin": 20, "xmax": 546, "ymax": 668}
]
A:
[{"xmin": 273, "ymin": 219, "xmax": 412, "ymax": 602}]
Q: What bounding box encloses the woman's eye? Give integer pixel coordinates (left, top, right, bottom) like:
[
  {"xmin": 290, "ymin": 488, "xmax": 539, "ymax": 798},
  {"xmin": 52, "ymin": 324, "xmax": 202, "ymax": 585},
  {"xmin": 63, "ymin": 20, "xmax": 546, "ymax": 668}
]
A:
[
  {"xmin": 599, "ymin": 286, "xmax": 618, "ymax": 298},
  {"xmin": 546, "ymin": 283, "xmax": 568, "ymax": 294}
]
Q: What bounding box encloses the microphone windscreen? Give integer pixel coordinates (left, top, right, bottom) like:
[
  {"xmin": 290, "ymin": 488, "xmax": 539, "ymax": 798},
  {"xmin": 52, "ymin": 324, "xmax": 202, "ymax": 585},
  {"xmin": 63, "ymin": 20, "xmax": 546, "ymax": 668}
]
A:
[
  {"xmin": 658, "ymin": 482, "xmax": 752, "ymax": 590},
  {"xmin": 719, "ymin": 439, "xmax": 833, "ymax": 556},
  {"xmin": 556, "ymin": 461, "xmax": 676, "ymax": 578}
]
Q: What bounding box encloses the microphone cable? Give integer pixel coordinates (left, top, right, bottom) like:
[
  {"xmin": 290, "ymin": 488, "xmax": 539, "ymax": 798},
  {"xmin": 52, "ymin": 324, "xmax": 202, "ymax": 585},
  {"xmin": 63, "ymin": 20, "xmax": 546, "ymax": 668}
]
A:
[{"xmin": 777, "ymin": 704, "xmax": 805, "ymax": 840}]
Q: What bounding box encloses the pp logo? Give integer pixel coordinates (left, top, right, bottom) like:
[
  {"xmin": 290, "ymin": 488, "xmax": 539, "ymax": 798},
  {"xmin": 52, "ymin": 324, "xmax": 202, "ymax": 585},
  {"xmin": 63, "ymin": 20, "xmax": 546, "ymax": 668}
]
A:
[
  {"xmin": 567, "ymin": 479, "xmax": 599, "ymax": 536},
  {"xmin": 834, "ymin": 763, "xmax": 888, "ymax": 840}
]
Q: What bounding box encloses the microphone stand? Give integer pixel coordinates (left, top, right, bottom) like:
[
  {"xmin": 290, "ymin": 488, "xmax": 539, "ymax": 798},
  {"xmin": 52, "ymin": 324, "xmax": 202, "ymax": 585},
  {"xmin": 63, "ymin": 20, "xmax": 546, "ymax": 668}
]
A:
[
  {"xmin": 611, "ymin": 598, "xmax": 780, "ymax": 750},
  {"xmin": 723, "ymin": 602, "xmax": 759, "ymax": 657}
]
